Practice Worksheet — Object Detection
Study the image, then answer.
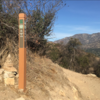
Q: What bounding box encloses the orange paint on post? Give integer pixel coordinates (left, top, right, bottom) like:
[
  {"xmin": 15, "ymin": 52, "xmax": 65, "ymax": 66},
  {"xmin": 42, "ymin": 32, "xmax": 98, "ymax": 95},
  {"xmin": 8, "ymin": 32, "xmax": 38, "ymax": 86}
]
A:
[{"xmin": 18, "ymin": 13, "xmax": 27, "ymax": 91}]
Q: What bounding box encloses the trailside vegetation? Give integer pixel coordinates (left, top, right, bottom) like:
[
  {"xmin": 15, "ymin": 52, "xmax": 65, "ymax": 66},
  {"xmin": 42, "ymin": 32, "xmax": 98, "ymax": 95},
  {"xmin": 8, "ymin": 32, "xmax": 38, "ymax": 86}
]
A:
[
  {"xmin": 45, "ymin": 38, "xmax": 100, "ymax": 77},
  {"xmin": 0, "ymin": 0, "xmax": 66, "ymax": 66}
]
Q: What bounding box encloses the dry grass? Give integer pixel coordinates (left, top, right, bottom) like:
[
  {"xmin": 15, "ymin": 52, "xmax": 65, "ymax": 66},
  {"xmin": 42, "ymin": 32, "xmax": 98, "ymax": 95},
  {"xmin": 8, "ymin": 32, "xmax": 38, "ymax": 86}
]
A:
[
  {"xmin": 0, "ymin": 43, "xmax": 76, "ymax": 100},
  {"xmin": 25, "ymin": 50, "xmax": 70, "ymax": 99},
  {"xmin": 0, "ymin": 47, "xmax": 70, "ymax": 99},
  {"xmin": 1, "ymin": 46, "xmax": 100, "ymax": 100}
]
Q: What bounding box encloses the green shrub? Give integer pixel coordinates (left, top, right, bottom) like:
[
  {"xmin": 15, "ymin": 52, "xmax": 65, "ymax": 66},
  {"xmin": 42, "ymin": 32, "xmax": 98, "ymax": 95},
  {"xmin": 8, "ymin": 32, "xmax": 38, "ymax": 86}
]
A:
[
  {"xmin": 94, "ymin": 63, "xmax": 100, "ymax": 77},
  {"xmin": 47, "ymin": 45, "xmax": 60, "ymax": 62},
  {"xmin": 75, "ymin": 56, "xmax": 89, "ymax": 67}
]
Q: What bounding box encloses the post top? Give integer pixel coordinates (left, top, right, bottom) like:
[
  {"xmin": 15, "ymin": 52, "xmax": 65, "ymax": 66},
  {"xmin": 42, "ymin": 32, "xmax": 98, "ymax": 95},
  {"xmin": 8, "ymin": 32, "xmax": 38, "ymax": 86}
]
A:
[{"xmin": 19, "ymin": 13, "xmax": 26, "ymax": 19}]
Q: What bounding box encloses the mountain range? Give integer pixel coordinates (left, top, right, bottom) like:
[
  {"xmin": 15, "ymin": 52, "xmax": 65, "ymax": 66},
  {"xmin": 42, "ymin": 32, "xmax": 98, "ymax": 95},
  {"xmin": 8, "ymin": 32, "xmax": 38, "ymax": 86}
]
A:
[{"xmin": 54, "ymin": 32, "xmax": 100, "ymax": 49}]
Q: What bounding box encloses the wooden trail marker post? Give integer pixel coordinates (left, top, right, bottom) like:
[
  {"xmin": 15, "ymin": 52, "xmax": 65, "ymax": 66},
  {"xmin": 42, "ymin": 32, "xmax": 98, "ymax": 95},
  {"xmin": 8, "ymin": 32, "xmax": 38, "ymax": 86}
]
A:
[{"xmin": 18, "ymin": 13, "xmax": 27, "ymax": 91}]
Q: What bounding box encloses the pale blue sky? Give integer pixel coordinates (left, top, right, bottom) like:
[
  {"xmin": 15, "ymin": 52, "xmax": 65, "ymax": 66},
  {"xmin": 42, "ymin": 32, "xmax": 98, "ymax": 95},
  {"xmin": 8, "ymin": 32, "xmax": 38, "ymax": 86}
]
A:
[{"xmin": 48, "ymin": 1, "xmax": 100, "ymax": 42}]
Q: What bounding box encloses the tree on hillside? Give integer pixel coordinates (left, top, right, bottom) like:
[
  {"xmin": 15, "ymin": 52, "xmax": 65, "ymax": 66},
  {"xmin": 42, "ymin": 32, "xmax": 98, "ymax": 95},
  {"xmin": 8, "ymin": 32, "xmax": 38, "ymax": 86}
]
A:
[
  {"xmin": 0, "ymin": 0, "xmax": 66, "ymax": 54},
  {"xmin": 67, "ymin": 38, "xmax": 82, "ymax": 70},
  {"xmin": 67, "ymin": 38, "xmax": 82, "ymax": 49},
  {"xmin": 0, "ymin": 0, "xmax": 66, "ymax": 66}
]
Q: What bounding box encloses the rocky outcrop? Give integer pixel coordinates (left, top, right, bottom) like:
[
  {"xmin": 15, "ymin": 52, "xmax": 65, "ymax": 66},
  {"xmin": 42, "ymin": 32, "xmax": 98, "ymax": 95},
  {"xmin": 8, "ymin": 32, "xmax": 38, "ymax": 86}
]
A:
[
  {"xmin": 16, "ymin": 97, "xmax": 25, "ymax": 100},
  {"xmin": 0, "ymin": 54, "xmax": 18, "ymax": 86},
  {"xmin": 3, "ymin": 54, "xmax": 17, "ymax": 71},
  {"xmin": 0, "ymin": 69, "xmax": 4, "ymax": 74},
  {"xmin": 0, "ymin": 68, "xmax": 4, "ymax": 82},
  {"xmin": 4, "ymin": 78, "xmax": 15, "ymax": 86}
]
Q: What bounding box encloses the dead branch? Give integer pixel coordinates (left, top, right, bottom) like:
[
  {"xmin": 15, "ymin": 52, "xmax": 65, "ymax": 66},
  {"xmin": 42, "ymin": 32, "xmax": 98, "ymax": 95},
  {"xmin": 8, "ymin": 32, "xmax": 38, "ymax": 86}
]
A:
[{"xmin": 0, "ymin": 21, "xmax": 18, "ymax": 33}]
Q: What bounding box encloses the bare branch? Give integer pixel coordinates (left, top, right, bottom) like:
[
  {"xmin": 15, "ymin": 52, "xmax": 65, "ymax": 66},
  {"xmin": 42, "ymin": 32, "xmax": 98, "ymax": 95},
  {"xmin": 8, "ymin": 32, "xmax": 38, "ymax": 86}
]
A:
[{"xmin": 0, "ymin": 21, "xmax": 18, "ymax": 33}]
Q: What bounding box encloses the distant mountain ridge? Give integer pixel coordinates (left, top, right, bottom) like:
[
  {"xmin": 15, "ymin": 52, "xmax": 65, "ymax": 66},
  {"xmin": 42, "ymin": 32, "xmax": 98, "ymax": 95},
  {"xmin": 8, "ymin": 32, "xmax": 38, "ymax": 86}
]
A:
[{"xmin": 54, "ymin": 32, "xmax": 100, "ymax": 49}]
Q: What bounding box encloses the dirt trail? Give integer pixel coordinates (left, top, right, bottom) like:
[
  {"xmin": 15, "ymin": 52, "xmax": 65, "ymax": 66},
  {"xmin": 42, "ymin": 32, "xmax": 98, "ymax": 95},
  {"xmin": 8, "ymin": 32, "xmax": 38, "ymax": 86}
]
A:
[
  {"xmin": 0, "ymin": 54, "xmax": 100, "ymax": 100},
  {"xmin": 63, "ymin": 68, "xmax": 100, "ymax": 100}
]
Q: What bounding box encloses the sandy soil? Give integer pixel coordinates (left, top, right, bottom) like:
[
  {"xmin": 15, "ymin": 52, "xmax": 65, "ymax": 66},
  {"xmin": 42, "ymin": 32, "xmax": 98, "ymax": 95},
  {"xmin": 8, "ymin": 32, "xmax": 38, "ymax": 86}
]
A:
[
  {"xmin": 63, "ymin": 68, "xmax": 100, "ymax": 100},
  {"xmin": 0, "ymin": 54, "xmax": 100, "ymax": 100}
]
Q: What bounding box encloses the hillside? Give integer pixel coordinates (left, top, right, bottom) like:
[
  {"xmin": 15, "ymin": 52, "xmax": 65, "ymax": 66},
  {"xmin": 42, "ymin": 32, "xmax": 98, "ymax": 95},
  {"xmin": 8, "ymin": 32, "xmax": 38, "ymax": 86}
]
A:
[
  {"xmin": 55, "ymin": 32, "xmax": 100, "ymax": 49},
  {"xmin": 0, "ymin": 52, "xmax": 100, "ymax": 100}
]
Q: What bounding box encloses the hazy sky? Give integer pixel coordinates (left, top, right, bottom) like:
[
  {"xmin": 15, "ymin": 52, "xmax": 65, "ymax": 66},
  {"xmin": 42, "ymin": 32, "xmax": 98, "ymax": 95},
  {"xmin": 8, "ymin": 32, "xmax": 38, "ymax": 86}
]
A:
[{"xmin": 48, "ymin": 0, "xmax": 100, "ymax": 42}]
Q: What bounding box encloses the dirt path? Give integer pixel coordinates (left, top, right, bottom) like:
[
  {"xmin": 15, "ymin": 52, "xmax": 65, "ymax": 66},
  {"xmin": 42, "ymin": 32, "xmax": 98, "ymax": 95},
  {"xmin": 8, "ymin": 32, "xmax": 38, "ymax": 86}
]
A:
[
  {"xmin": 0, "ymin": 54, "xmax": 100, "ymax": 100},
  {"xmin": 0, "ymin": 67, "xmax": 100, "ymax": 100},
  {"xmin": 63, "ymin": 68, "xmax": 100, "ymax": 100}
]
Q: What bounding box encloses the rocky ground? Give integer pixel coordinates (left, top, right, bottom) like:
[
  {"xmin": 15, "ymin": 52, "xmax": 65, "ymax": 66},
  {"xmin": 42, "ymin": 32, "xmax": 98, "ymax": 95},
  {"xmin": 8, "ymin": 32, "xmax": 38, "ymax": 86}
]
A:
[{"xmin": 0, "ymin": 53, "xmax": 100, "ymax": 100}]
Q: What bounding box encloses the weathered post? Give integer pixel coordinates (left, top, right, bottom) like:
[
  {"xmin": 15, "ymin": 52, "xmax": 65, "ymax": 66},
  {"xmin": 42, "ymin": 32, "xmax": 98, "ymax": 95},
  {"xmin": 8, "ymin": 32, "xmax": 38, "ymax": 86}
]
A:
[{"xmin": 18, "ymin": 13, "xmax": 26, "ymax": 91}]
